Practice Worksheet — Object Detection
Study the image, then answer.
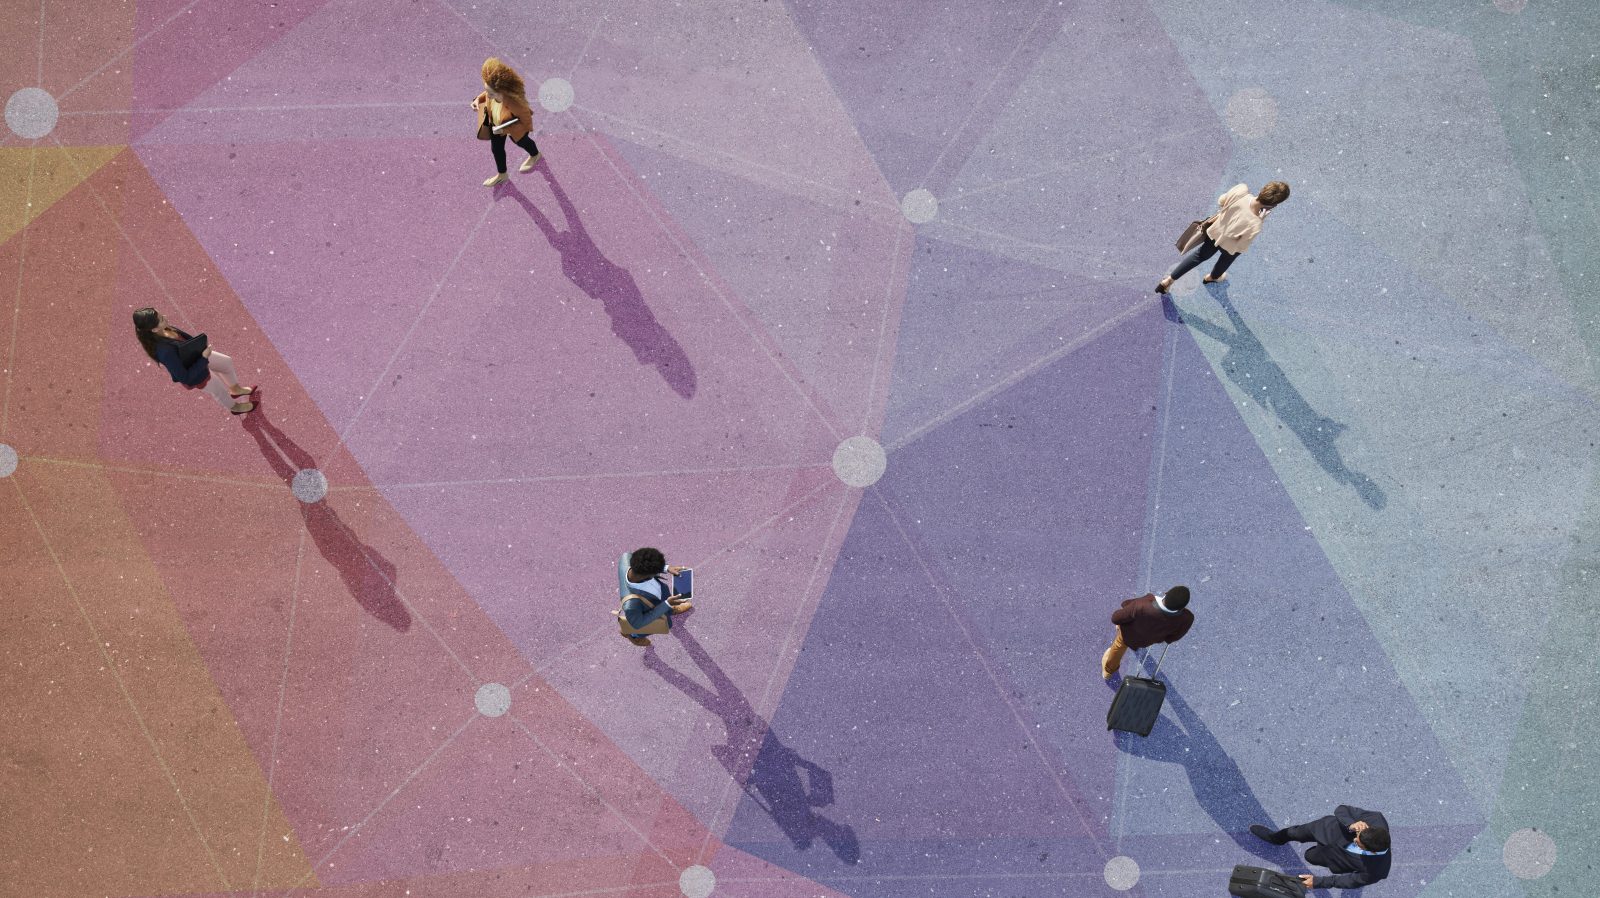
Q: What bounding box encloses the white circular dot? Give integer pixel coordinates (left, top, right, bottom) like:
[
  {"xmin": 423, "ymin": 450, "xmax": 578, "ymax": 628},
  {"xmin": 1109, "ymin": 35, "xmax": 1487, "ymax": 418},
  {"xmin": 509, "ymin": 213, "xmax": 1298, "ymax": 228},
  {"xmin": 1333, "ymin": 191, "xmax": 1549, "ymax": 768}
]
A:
[
  {"xmin": 901, "ymin": 188, "xmax": 938, "ymax": 224},
  {"xmin": 475, "ymin": 682, "xmax": 512, "ymax": 717},
  {"xmin": 0, "ymin": 444, "xmax": 17, "ymax": 478},
  {"xmin": 291, "ymin": 468, "xmax": 328, "ymax": 504},
  {"xmin": 1171, "ymin": 273, "xmax": 1199, "ymax": 297},
  {"xmin": 6, "ymin": 88, "xmax": 58, "ymax": 139},
  {"xmin": 1493, "ymin": 0, "xmax": 1527, "ymax": 11},
  {"xmin": 539, "ymin": 77, "xmax": 575, "ymax": 113},
  {"xmin": 1103, "ymin": 855, "xmax": 1140, "ymax": 891},
  {"xmin": 1225, "ymin": 88, "xmax": 1278, "ymax": 140},
  {"xmin": 679, "ymin": 865, "xmax": 716, "ymax": 898},
  {"xmin": 1503, "ymin": 827, "xmax": 1556, "ymax": 879},
  {"xmin": 832, "ymin": 436, "xmax": 887, "ymax": 487}
]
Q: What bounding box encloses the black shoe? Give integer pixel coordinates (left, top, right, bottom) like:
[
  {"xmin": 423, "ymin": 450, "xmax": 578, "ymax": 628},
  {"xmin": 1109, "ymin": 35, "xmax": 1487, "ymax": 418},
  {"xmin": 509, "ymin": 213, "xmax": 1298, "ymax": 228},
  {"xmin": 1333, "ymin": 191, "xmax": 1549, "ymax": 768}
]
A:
[{"xmin": 1250, "ymin": 824, "xmax": 1288, "ymax": 845}]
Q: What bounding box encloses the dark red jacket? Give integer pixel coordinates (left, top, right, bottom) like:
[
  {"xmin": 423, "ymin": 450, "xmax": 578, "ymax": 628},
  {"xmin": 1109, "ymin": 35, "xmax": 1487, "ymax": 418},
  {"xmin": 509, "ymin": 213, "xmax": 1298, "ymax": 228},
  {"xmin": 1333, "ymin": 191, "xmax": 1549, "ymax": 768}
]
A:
[{"xmin": 1111, "ymin": 593, "xmax": 1194, "ymax": 649}]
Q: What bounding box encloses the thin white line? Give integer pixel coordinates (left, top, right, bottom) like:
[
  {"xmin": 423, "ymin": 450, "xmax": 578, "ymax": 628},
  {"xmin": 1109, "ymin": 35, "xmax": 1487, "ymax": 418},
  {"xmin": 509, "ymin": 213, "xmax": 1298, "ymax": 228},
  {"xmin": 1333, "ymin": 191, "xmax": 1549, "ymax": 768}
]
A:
[
  {"xmin": 249, "ymin": 529, "xmax": 306, "ymax": 898},
  {"xmin": 507, "ymin": 715, "xmax": 677, "ymax": 866},
  {"xmin": 332, "ymin": 202, "xmax": 494, "ymax": 452},
  {"xmin": 518, "ymin": 477, "xmax": 839, "ymax": 688},
  {"xmin": 26, "ymin": 455, "xmax": 294, "ymax": 491},
  {"xmin": 9, "ymin": 476, "xmax": 235, "ymax": 889},
  {"xmin": 286, "ymin": 712, "xmax": 478, "ymax": 893},
  {"xmin": 62, "ymin": 100, "xmax": 465, "ymax": 117},
  {"xmin": 35, "ymin": 0, "xmax": 46, "ymax": 84},
  {"xmin": 56, "ymin": 0, "xmax": 207, "ymax": 102},
  {"xmin": 929, "ymin": 216, "xmax": 1151, "ymax": 273},
  {"xmin": 318, "ymin": 500, "xmax": 481, "ymax": 681},
  {"xmin": 573, "ymin": 103, "xmax": 901, "ymax": 219},
  {"xmin": 336, "ymin": 462, "xmax": 829, "ymax": 492},
  {"xmin": 0, "ymin": 145, "xmax": 40, "ymax": 436},
  {"xmin": 50, "ymin": 137, "xmax": 197, "ymax": 327},
  {"xmin": 871, "ymin": 488, "xmax": 1111, "ymax": 861},
  {"xmin": 1113, "ymin": 313, "xmax": 1179, "ymax": 851},
  {"xmin": 718, "ymin": 858, "xmax": 1491, "ymax": 884},
  {"xmin": 1143, "ymin": 323, "xmax": 1179, "ymax": 592},
  {"xmin": 952, "ymin": 126, "xmax": 1214, "ymax": 203},
  {"xmin": 567, "ymin": 107, "xmax": 847, "ymax": 443},
  {"xmin": 696, "ymin": 489, "xmax": 855, "ymax": 861},
  {"xmin": 569, "ymin": 13, "xmax": 607, "ymax": 80},
  {"xmin": 917, "ymin": 3, "xmax": 1055, "ymax": 188},
  {"xmin": 860, "ymin": 224, "xmax": 908, "ymax": 434},
  {"xmin": 887, "ymin": 296, "xmax": 1156, "ymax": 453}
]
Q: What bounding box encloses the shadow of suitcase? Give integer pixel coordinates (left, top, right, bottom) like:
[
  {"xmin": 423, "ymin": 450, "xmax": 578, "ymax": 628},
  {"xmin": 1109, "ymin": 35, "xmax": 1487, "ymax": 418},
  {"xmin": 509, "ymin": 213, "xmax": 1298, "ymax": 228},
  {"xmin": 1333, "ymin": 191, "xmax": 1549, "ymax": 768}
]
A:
[
  {"xmin": 1107, "ymin": 644, "xmax": 1170, "ymax": 737},
  {"xmin": 1228, "ymin": 864, "xmax": 1307, "ymax": 898}
]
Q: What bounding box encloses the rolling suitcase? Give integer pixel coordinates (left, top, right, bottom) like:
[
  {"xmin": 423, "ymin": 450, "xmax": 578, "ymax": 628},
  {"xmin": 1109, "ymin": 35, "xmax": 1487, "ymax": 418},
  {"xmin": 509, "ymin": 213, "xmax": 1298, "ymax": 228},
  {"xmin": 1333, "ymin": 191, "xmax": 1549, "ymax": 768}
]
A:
[
  {"xmin": 1227, "ymin": 864, "xmax": 1307, "ymax": 898},
  {"xmin": 1106, "ymin": 643, "xmax": 1170, "ymax": 736}
]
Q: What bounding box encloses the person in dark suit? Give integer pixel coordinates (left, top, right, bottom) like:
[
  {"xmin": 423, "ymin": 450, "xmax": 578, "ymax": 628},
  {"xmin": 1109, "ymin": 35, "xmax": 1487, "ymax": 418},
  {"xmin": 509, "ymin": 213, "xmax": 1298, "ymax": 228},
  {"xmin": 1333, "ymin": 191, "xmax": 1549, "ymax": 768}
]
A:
[
  {"xmin": 132, "ymin": 307, "xmax": 257, "ymax": 415},
  {"xmin": 1251, "ymin": 805, "xmax": 1392, "ymax": 890},
  {"xmin": 1102, "ymin": 586, "xmax": 1194, "ymax": 679}
]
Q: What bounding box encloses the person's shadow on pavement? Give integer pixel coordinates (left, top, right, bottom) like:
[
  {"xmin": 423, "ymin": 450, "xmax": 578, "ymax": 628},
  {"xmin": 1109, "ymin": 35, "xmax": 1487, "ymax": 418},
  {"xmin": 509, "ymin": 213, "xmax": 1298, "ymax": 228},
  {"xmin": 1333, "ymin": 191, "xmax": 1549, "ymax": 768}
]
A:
[
  {"xmin": 242, "ymin": 410, "xmax": 411, "ymax": 631},
  {"xmin": 1184, "ymin": 285, "xmax": 1386, "ymax": 510},
  {"xmin": 1111, "ymin": 667, "xmax": 1306, "ymax": 871},
  {"xmin": 643, "ymin": 627, "xmax": 859, "ymax": 864},
  {"xmin": 501, "ymin": 172, "xmax": 697, "ymax": 399}
]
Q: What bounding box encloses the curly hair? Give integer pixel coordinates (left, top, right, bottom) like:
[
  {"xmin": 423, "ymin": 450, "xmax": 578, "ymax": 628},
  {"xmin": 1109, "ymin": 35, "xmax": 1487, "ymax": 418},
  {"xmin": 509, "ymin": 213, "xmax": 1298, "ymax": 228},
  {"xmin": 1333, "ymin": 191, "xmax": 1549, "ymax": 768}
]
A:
[
  {"xmin": 630, "ymin": 547, "xmax": 667, "ymax": 578},
  {"xmin": 481, "ymin": 57, "xmax": 529, "ymax": 104}
]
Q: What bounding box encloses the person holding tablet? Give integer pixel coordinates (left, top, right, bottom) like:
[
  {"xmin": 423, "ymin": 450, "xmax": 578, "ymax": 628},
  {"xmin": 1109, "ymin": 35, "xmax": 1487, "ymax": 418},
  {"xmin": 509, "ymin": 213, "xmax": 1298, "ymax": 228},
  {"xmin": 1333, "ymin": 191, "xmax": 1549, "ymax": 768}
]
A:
[
  {"xmin": 617, "ymin": 547, "xmax": 692, "ymax": 647},
  {"xmin": 471, "ymin": 57, "xmax": 541, "ymax": 187},
  {"xmin": 132, "ymin": 307, "xmax": 257, "ymax": 415}
]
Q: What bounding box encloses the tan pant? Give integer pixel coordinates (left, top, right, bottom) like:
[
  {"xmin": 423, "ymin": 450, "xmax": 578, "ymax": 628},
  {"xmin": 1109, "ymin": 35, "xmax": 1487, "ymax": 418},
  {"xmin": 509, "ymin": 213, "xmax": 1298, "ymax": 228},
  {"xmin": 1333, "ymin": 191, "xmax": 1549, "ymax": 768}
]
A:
[{"xmin": 1101, "ymin": 627, "xmax": 1129, "ymax": 678}]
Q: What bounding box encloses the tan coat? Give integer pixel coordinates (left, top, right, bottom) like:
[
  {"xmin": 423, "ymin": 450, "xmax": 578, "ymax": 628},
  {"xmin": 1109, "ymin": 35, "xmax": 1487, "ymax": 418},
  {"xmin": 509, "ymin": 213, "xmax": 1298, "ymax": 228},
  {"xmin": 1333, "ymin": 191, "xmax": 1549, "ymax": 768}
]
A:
[
  {"xmin": 474, "ymin": 91, "xmax": 534, "ymax": 141},
  {"xmin": 1204, "ymin": 183, "xmax": 1267, "ymax": 254}
]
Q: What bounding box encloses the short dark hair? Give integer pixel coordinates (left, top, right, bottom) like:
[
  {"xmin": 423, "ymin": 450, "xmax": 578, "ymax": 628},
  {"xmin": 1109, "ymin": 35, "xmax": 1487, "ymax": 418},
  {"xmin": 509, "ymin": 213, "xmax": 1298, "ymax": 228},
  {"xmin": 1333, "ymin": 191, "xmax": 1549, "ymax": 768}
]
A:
[
  {"xmin": 1257, "ymin": 181, "xmax": 1291, "ymax": 207},
  {"xmin": 1358, "ymin": 827, "xmax": 1389, "ymax": 852},
  {"xmin": 630, "ymin": 547, "xmax": 666, "ymax": 577},
  {"xmin": 1162, "ymin": 586, "xmax": 1190, "ymax": 610}
]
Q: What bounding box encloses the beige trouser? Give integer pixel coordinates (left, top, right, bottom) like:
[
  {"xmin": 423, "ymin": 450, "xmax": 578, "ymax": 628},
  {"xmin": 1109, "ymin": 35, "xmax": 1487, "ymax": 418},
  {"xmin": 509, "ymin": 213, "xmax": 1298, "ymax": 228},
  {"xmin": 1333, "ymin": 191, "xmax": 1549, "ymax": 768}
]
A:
[{"xmin": 1101, "ymin": 627, "xmax": 1129, "ymax": 678}]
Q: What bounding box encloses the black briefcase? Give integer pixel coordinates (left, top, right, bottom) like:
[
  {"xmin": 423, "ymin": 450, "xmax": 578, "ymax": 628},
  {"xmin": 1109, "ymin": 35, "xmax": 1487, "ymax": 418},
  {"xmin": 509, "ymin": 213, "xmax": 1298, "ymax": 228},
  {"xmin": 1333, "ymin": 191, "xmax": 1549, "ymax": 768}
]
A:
[
  {"xmin": 175, "ymin": 332, "xmax": 208, "ymax": 367},
  {"xmin": 1228, "ymin": 864, "xmax": 1307, "ymax": 898},
  {"xmin": 1107, "ymin": 643, "xmax": 1169, "ymax": 736}
]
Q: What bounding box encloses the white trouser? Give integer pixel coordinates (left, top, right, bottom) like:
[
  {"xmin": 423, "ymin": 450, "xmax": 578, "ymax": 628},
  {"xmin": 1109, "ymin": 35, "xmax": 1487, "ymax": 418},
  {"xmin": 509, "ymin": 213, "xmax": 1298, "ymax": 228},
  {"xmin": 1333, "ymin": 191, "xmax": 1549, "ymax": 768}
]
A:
[{"xmin": 197, "ymin": 350, "xmax": 243, "ymax": 409}]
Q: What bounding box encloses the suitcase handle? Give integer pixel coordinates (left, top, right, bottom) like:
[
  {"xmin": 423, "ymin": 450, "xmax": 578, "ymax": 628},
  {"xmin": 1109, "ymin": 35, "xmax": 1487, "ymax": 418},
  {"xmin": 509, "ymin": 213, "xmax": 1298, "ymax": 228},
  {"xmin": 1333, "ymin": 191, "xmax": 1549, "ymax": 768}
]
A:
[{"xmin": 1141, "ymin": 643, "xmax": 1171, "ymax": 678}]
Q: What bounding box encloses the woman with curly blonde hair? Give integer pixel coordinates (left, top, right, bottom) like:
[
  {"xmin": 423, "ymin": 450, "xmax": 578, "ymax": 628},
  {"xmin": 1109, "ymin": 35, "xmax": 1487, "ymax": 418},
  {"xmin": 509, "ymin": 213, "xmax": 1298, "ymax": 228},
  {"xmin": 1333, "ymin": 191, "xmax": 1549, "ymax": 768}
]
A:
[{"xmin": 471, "ymin": 57, "xmax": 541, "ymax": 186}]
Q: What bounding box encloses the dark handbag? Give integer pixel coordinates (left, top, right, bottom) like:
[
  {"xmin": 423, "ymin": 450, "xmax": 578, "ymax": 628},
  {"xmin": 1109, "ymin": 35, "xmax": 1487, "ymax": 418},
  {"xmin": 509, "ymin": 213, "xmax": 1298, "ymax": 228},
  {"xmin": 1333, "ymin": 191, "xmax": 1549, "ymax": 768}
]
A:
[
  {"xmin": 475, "ymin": 108, "xmax": 492, "ymax": 140},
  {"xmin": 174, "ymin": 332, "xmax": 208, "ymax": 367},
  {"xmin": 1176, "ymin": 215, "xmax": 1216, "ymax": 252}
]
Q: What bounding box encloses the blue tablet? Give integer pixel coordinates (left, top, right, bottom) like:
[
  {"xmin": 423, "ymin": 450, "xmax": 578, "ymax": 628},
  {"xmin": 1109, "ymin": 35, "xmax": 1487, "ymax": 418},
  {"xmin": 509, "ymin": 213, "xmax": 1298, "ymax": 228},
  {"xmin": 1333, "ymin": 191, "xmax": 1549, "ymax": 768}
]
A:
[{"xmin": 672, "ymin": 568, "xmax": 693, "ymax": 599}]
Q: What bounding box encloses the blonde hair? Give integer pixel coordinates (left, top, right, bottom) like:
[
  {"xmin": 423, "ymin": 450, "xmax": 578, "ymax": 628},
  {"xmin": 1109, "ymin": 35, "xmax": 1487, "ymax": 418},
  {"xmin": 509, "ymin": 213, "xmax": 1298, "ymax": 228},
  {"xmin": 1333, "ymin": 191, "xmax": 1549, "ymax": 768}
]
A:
[{"xmin": 481, "ymin": 58, "xmax": 528, "ymax": 104}]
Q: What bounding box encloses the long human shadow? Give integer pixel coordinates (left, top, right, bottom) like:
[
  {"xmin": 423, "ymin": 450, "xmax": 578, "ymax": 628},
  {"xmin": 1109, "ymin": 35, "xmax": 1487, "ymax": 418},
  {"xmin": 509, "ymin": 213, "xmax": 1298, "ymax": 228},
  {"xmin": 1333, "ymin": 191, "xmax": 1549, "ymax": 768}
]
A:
[
  {"xmin": 1112, "ymin": 669, "xmax": 1305, "ymax": 870},
  {"xmin": 501, "ymin": 172, "xmax": 697, "ymax": 399},
  {"xmin": 242, "ymin": 410, "xmax": 411, "ymax": 631},
  {"xmin": 1183, "ymin": 285, "xmax": 1386, "ymax": 510},
  {"xmin": 643, "ymin": 626, "xmax": 859, "ymax": 864}
]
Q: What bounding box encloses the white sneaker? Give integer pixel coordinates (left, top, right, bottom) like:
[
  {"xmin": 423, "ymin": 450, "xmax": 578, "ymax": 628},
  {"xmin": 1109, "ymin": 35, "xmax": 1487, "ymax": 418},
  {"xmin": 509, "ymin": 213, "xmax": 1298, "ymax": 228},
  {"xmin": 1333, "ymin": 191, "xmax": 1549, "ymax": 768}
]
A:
[
  {"xmin": 519, "ymin": 153, "xmax": 541, "ymax": 173},
  {"xmin": 483, "ymin": 173, "xmax": 508, "ymax": 187}
]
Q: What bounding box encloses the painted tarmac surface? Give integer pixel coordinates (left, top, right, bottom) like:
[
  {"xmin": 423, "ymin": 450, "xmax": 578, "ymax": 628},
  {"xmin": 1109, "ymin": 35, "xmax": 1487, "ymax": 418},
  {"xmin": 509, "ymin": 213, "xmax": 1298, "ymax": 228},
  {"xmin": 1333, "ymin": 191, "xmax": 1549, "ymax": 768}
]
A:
[{"xmin": 2, "ymin": 2, "xmax": 1597, "ymax": 897}]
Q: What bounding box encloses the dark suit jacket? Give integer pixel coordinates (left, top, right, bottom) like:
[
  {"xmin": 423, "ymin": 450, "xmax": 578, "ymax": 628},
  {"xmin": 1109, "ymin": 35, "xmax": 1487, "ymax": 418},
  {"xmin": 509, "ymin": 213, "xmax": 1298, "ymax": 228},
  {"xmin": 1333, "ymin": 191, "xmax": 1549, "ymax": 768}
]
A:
[
  {"xmin": 1303, "ymin": 805, "xmax": 1392, "ymax": 889},
  {"xmin": 1110, "ymin": 593, "xmax": 1194, "ymax": 649},
  {"xmin": 154, "ymin": 328, "xmax": 210, "ymax": 386}
]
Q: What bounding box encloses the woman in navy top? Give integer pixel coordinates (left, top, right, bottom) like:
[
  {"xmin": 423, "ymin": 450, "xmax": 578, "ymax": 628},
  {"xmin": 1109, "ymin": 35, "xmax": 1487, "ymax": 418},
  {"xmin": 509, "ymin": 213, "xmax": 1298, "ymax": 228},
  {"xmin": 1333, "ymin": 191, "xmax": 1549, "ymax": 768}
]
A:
[{"xmin": 132, "ymin": 307, "xmax": 258, "ymax": 415}]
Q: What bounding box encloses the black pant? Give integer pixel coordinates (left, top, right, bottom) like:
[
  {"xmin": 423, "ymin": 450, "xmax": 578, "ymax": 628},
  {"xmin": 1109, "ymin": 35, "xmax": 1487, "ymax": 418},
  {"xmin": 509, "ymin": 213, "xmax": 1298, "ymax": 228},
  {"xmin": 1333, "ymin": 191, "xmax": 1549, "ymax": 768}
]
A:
[{"xmin": 490, "ymin": 132, "xmax": 540, "ymax": 173}]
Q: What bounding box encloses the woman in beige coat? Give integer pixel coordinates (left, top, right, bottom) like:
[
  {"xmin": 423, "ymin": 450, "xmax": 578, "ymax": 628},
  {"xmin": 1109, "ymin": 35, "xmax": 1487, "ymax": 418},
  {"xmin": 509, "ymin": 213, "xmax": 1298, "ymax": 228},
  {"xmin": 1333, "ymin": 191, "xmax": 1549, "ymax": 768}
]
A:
[
  {"xmin": 471, "ymin": 57, "xmax": 541, "ymax": 186},
  {"xmin": 1156, "ymin": 181, "xmax": 1289, "ymax": 293}
]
